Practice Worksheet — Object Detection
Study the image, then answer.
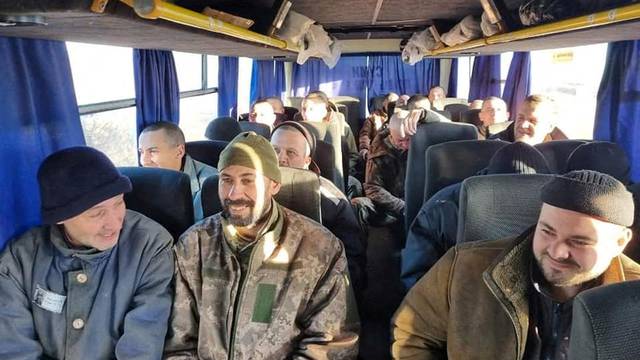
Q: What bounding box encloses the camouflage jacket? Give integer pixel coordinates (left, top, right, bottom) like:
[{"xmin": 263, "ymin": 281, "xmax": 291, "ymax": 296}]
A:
[
  {"xmin": 364, "ymin": 129, "xmax": 407, "ymax": 216},
  {"xmin": 164, "ymin": 201, "xmax": 359, "ymax": 360}
]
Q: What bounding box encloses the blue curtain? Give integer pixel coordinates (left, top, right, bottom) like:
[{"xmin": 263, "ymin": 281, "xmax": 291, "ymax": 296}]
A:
[
  {"xmin": 502, "ymin": 52, "xmax": 531, "ymax": 121},
  {"xmin": 292, "ymin": 56, "xmax": 369, "ymax": 116},
  {"xmin": 133, "ymin": 49, "xmax": 180, "ymax": 135},
  {"xmin": 218, "ymin": 56, "xmax": 239, "ymax": 117},
  {"xmin": 368, "ymin": 55, "xmax": 441, "ymax": 98},
  {"xmin": 249, "ymin": 60, "xmax": 285, "ymax": 105},
  {"xmin": 448, "ymin": 58, "xmax": 458, "ymax": 98},
  {"xmin": 468, "ymin": 55, "xmax": 501, "ymax": 101},
  {"xmin": 594, "ymin": 41, "xmax": 640, "ymax": 182},
  {"xmin": 0, "ymin": 37, "xmax": 85, "ymax": 250}
]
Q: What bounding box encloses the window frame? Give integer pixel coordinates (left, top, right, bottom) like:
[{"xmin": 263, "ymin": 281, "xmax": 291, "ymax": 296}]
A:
[{"xmin": 78, "ymin": 54, "xmax": 218, "ymax": 115}]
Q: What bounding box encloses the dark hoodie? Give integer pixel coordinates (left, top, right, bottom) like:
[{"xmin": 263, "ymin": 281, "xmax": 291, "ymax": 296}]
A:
[{"xmin": 401, "ymin": 142, "xmax": 551, "ymax": 290}]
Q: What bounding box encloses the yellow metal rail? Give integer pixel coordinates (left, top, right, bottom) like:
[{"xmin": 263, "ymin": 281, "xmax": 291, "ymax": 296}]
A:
[
  {"xmin": 118, "ymin": 0, "xmax": 298, "ymax": 52},
  {"xmin": 428, "ymin": 3, "xmax": 640, "ymax": 56}
]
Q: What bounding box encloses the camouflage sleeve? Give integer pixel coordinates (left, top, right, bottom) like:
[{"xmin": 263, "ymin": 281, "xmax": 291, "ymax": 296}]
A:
[
  {"xmin": 292, "ymin": 240, "xmax": 360, "ymax": 359},
  {"xmin": 392, "ymin": 247, "xmax": 455, "ymax": 359},
  {"xmin": 163, "ymin": 240, "xmax": 200, "ymax": 359},
  {"xmin": 364, "ymin": 157, "xmax": 405, "ymax": 215},
  {"xmin": 358, "ymin": 118, "xmax": 374, "ymax": 151}
]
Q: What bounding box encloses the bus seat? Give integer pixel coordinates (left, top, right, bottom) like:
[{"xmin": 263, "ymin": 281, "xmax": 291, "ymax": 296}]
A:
[
  {"xmin": 534, "ymin": 140, "xmax": 587, "ymax": 174},
  {"xmin": 444, "ymin": 103, "xmax": 470, "ymax": 122},
  {"xmin": 314, "ymin": 140, "xmax": 338, "ymax": 187},
  {"xmin": 300, "ymin": 121, "xmax": 345, "ymax": 193},
  {"xmin": 333, "ymin": 96, "xmax": 362, "ymax": 137},
  {"xmin": 405, "ymin": 122, "xmax": 478, "ymax": 232},
  {"xmin": 274, "ymin": 167, "xmax": 322, "ymax": 223},
  {"xmin": 186, "ymin": 140, "xmax": 229, "ymax": 169},
  {"xmin": 201, "ymin": 174, "xmax": 222, "ymax": 218},
  {"xmin": 239, "ymin": 121, "xmax": 271, "ymax": 139},
  {"xmin": 200, "ymin": 168, "xmax": 322, "ymax": 224},
  {"xmin": 283, "ymin": 106, "xmax": 298, "ymax": 122},
  {"xmin": 118, "ymin": 167, "xmax": 194, "ymax": 241},
  {"xmin": 568, "ymin": 280, "xmax": 640, "ymax": 360},
  {"xmin": 238, "ymin": 113, "xmax": 250, "ymax": 122},
  {"xmin": 460, "ymin": 109, "xmax": 482, "ymax": 127},
  {"xmin": 293, "ymin": 112, "xmax": 303, "ymax": 122},
  {"xmin": 424, "ymin": 140, "xmax": 508, "ymax": 201},
  {"xmin": 204, "ymin": 116, "xmax": 242, "ymax": 141},
  {"xmin": 456, "ymin": 174, "xmax": 554, "ymax": 243}
]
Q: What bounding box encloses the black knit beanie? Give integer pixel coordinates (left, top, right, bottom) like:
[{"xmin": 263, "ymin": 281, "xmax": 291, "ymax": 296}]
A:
[
  {"xmin": 204, "ymin": 117, "xmax": 242, "ymax": 141},
  {"xmin": 484, "ymin": 142, "xmax": 551, "ymax": 175},
  {"xmin": 38, "ymin": 146, "xmax": 132, "ymax": 224},
  {"xmin": 541, "ymin": 170, "xmax": 634, "ymax": 226},
  {"xmin": 566, "ymin": 141, "xmax": 630, "ymax": 185}
]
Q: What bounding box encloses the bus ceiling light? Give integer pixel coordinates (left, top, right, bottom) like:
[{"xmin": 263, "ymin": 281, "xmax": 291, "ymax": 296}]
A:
[
  {"xmin": 0, "ymin": 14, "xmax": 47, "ymax": 27},
  {"xmin": 125, "ymin": 0, "xmax": 298, "ymax": 52}
]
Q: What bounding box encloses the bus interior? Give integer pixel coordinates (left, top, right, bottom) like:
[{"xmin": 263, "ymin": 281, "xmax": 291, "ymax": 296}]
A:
[{"xmin": 2, "ymin": 0, "xmax": 640, "ymax": 359}]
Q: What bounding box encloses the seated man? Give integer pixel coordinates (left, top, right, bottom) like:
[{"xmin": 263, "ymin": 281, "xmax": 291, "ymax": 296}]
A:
[
  {"xmin": 491, "ymin": 94, "xmax": 567, "ymax": 144},
  {"xmin": 271, "ymin": 121, "xmax": 366, "ymax": 294},
  {"xmin": 139, "ymin": 121, "xmax": 218, "ymax": 221},
  {"xmin": 265, "ymin": 96, "xmax": 288, "ymax": 123},
  {"xmin": 478, "ymin": 96, "xmax": 510, "ymax": 139},
  {"xmin": 393, "ymin": 170, "xmax": 639, "ymax": 359},
  {"xmin": 164, "ymin": 132, "xmax": 359, "ymax": 359},
  {"xmin": 427, "ymin": 85, "xmax": 446, "ymax": 111},
  {"xmin": 363, "ymin": 111, "xmax": 411, "ymax": 225},
  {"xmin": 249, "ymin": 98, "xmax": 277, "ymax": 128},
  {"xmin": 469, "ymin": 99, "xmax": 484, "ymax": 110},
  {"xmin": 401, "ymin": 142, "xmax": 550, "ymax": 290},
  {"xmin": 0, "ymin": 146, "xmax": 174, "ymax": 359},
  {"xmin": 407, "ymin": 95, "xmax": 451, "ymax": 123},
  {"xmin": 359, "ymin": 92, "xmax": 398, "ymax": 159}
]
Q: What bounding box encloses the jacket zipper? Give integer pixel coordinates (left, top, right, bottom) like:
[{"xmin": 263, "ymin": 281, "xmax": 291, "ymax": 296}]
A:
[{"xmin": 228, "ymin": 248, "xmax": 257, "ymax": 360}]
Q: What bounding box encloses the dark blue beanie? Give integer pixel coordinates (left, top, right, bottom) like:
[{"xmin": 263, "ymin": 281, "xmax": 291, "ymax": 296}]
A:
[{"xmin": 38, "ymin": 146, "xmax": 132, "ymax": 224}]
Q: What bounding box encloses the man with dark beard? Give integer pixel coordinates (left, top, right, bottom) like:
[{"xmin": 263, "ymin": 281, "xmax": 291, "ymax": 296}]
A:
[
  {"xmin": 392, "ymin": 170, "xmax": 640, "ymax": 360},
  {"xmin": 164, "ymin": 132, "xmax": 359, "ymax": 360}
]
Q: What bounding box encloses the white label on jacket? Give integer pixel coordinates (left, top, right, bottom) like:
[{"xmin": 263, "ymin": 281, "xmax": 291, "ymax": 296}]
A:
[{"xmin": 33, "ymin": 285, "xmax": 66, "ymax": 314}]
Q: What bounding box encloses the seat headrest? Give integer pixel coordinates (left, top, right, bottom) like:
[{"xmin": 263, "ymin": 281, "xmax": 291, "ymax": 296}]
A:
[
  {"xmin": 274, "ymin": 167, "xmax": 322, "ymax": 223},
  {"xmin": 425, "ymin": 140, "xmax": 508, "ymax": 201},
  {"xmin": 457, "ymin": 174, "xmax": 555, "ymax": 243},
  {"xmin": 118, "ymin": 167, "xmax": 194, "ymax": 241},
  {"xmin": 205, "ymin": 117, "xmax": 242, "ymax": 141},
  {"xmin": 200, "ymin": 174, "xmax": 221, "ymax": 219},
  {"xmin": 186, "ymin": 140, "xmax": 229, "ymax": 169},
  {"xmin": 238, "ymin": 121, "xmax": 272, "ymax": 139},
  {"xmin": 534, "ymin": 140, "xmax": 587, "ymax": 174}
]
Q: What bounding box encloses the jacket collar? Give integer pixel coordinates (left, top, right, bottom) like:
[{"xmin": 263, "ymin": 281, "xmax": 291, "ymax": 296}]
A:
[
  {"xmin": 182, "ymin": 154, "xmax": 201, "ymax": 194},
  {"xmin": 49, "ymin": 225, "xmax": 114, "ymax": 262}
]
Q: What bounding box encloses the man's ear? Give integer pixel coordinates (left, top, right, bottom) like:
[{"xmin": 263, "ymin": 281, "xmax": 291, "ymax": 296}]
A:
[
  {"xmin": 176, "ymin": 144, "xmax": 186, "ymax": 159},
  {"xmin": 270, "ymin": 180, "xmax": 281, "ymax": 196},
  {"xmin": 617, "ymin": 227, "xmax": 633, "ymax": 253}
]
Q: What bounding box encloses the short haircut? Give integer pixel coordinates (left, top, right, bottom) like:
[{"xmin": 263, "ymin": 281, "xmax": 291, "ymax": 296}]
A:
[
  {"xmin": 384, "ymin": 92, "xmax": 399, "ymax": 103},
  {"xmin": 483, "ymin": 96, "xmax": 504, "ymax": 103},
  {"xmin": 265, "ymin": 96, "xmax": 284, "ymax": 112},
  {"xmin": 304, "ymin": 90, "xmax": 330, "ymax": 106},
  {"xmin": 251, "ymin": 98, "xmax": 272, "ymax": 112},
  {"xmin": 273, "ymin": 124, "xmax": 313, "ymax": 157},
  {"xmin": 429, "ymin": 86, "xmax": 446, "ymax": 95},
  {"xmin": 140, "ymin": 121, "xmax": 185, "ymax": 146},
  {"xmin": 523, "ymin": 94, "xmax": 554, "ymax": 108},
  {"xmin": 407, "ymin": 94, "xmax": 430, "ymax": 110}
]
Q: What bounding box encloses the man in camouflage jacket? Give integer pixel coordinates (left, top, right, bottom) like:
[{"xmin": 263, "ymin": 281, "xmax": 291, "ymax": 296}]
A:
[{"xmin": 164, "ymin": 132, "xmax": 359, "ymax": 360}]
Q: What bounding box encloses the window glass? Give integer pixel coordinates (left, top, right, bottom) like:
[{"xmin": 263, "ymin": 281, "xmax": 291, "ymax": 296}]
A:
[
  {"xmin": 180, "ymin": 93, "xmax": 218, "ymax": 142},
  {"xmin": 236, "ymin": 57, "xmax": 253, "ymax": 116},
  {"xmin": 530, "ymin": 43, "xmax": 608, "ymax": 139},
  {"xmin": 80, "ymin": 107, "xmax": 138, "ymax": 166},
  {"xmin": 66, "ymin": 42, "xmax": 135, "ymax": 105},
  {"xmin": 173, "ymin": 51, "xmax": 203, "ymax": 91},
  {"xmin": 500, "ymin": 52, "xmax": 514, "ymax": 95},
  {"xmin": 207, "ymin": 55, "xmax": 219, "ymax": 88},
  {"xmin": 456, "ymin": 57, "xmax": 472, "ymax": 100}
]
